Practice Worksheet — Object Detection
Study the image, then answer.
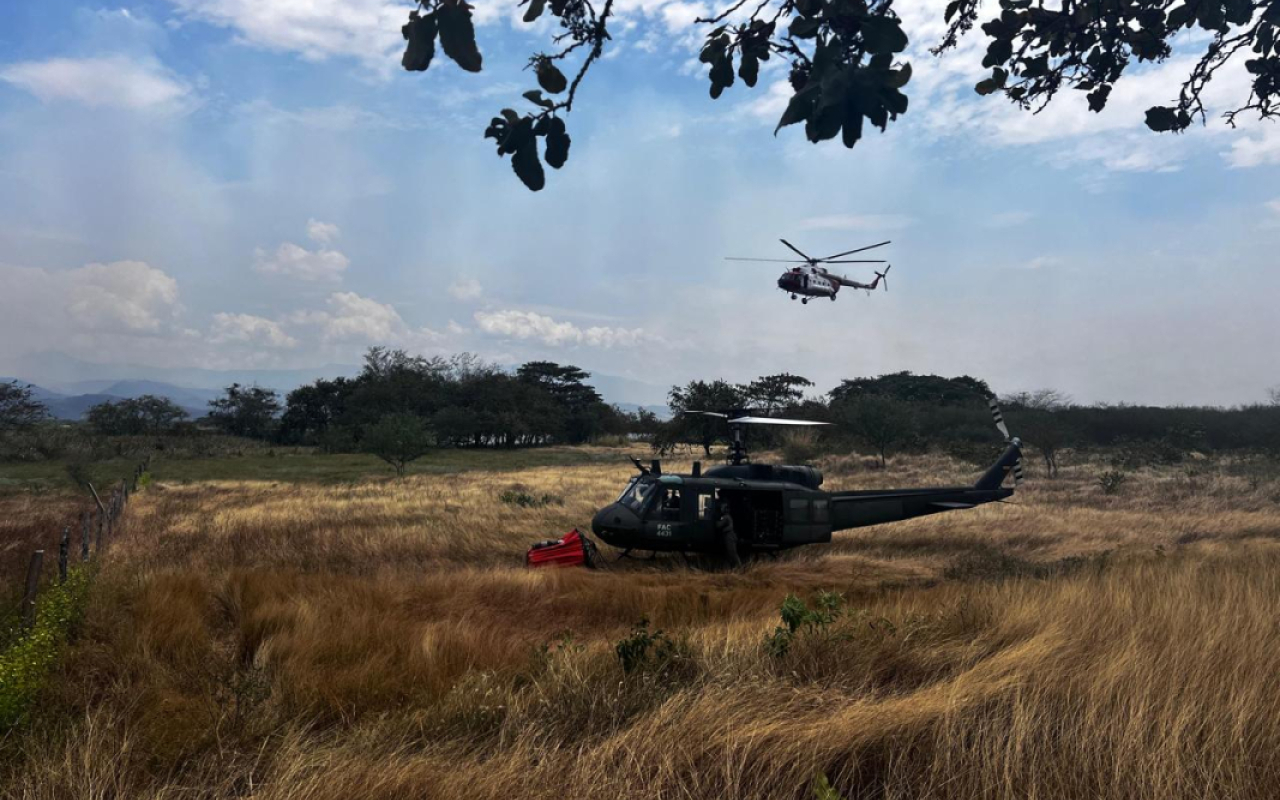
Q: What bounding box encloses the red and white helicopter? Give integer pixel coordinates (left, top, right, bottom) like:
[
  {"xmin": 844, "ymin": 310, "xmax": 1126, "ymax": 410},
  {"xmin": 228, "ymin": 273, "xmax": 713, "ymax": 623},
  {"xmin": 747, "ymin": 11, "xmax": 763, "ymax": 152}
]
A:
[{"xmin": 726, "ymin": 239, "xmax": 892, "ymax": 304}]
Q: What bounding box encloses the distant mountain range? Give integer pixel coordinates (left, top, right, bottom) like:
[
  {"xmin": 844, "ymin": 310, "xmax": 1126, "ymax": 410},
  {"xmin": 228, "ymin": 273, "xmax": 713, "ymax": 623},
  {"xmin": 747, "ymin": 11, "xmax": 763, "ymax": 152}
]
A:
[{"xmin": 3, "ymin": 351, "xmax": 672, "ymax": 421}]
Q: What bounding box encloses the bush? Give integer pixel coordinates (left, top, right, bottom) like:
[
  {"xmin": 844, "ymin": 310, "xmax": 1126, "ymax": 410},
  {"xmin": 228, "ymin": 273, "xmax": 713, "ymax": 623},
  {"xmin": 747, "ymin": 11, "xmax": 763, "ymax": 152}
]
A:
[
  {"xmin": 781, "ymin": 434, "xmax": 820, "ymax": 465},
  {"xmin": 614, "ymin": 617, "xmax": 684, "ymax": 675},
  {"xmin": 764, "ymin": 591, "xmax": 845, "ymax": 658},
  {"xmin": 0, "ymin": 568, "xmax": 91, "ymax": 730},
  {"xmin": 499, "ymin": 490, "xmax": 564, "ymax": 508},
  {"xmin": 1098, "ymin": 470, "xmax": 1129, "ymax": 495}
]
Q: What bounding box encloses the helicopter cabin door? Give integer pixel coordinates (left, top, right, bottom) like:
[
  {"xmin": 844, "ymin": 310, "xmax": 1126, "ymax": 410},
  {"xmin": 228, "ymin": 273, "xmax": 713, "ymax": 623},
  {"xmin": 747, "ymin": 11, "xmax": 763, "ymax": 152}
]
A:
[
  {"xmin": 783, "ymin": 492, "xmax": 832, "ymax": 545},
  {"xmin": 651, "ymin": 480, "xmax": 693, "ymax": 544}
]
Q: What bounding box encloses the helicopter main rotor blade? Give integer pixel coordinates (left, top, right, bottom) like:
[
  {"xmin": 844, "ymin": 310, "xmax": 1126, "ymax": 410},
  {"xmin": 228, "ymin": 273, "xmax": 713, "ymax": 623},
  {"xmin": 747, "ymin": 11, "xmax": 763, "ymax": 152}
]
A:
[
  {"xmin": 820, "ymin": 240, "xmax": 891, "ymax": 260},
  {"xmin": 724, "ymin": 257, "xmax": 808, "ymax": 263},
  {"xmin": 823, "ymin": 259, "xmax": 887, "ymax": 264},
  {"xmin": 686, "ymin": 410, "xmax": 730, "ymax": 418},
  {"xmin": 779, "ymin": 239, "xmax": 816, "ymax": 262},
  {"xmin": 731, "ymin": 417, "xmax": 829, "ymax": 426}
]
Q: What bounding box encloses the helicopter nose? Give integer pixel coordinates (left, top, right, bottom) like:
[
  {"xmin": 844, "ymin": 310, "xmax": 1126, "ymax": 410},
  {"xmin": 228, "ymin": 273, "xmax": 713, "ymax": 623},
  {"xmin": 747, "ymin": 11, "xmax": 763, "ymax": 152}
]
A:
[{"xmin": 592, "ymin": 503, "xmax": 638, "ymax": 544}]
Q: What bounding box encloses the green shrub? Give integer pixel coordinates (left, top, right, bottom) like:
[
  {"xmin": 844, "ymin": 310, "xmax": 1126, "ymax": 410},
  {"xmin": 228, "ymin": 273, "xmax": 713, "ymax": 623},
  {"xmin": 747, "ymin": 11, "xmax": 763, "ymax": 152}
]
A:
[
  {"xmin": 1097, "ymin": 469, "xmax": 1129, "ymax": 495},
  {"xmin": 499, "ymin": 490, "xmax": 564, "ymax": 508},
  {"xmin": 0, "ymin": 568, "xmax": 91, "ymax": 730},
  {"xmin": 614, "ymin": 617, "xmax": 682, "ymax": 675},
  {"xmin": 765, "ymin": 591, "xmax": 845, "ymax": 658}
]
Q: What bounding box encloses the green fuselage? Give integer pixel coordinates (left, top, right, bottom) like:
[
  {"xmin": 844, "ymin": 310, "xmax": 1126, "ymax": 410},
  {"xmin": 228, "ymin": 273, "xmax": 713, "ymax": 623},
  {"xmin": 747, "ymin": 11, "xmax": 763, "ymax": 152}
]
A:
[{"xmin": 590, "ymin": 444, "xmax": 1021, "ymax": 554}]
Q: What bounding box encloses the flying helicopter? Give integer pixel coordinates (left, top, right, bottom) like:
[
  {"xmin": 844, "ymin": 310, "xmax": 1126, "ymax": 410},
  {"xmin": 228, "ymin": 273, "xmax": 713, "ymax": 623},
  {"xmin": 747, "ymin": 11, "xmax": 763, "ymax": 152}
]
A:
[
  {"xmin": 591, "ymin": 401, "xmax": 1024, "ymax": 566},
  {"xmin": 725, "ymin": 239, "xmax": 892, "ymax": 304}
]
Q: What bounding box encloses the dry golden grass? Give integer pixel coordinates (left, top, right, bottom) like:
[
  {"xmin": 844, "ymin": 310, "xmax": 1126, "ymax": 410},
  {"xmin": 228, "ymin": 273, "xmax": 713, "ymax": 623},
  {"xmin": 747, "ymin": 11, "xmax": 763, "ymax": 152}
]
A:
[{"xmin": 5, "ymin": 448, "xmax": 1280, "ymax": 799}]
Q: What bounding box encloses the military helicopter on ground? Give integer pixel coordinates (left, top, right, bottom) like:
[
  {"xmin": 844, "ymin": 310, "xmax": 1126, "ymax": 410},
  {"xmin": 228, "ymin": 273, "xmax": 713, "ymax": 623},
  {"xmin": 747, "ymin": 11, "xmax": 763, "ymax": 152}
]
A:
[
  {"xmin": 591, "ymin": 402, "xmax": 1024, "ymax": 566},
  {"xmin": 725, "ymin": 239, "xmax": 892, "ymax": 304}
]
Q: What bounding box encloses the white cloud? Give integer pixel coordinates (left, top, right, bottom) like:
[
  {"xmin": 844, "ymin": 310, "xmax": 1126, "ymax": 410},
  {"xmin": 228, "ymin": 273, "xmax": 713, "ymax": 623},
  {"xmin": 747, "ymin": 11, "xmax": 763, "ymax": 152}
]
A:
[
  {"xmin": 254, "ymin": 242, "xmax": 349, "ymax": 282},
  {"xmin": 797, "ymin": 214, "xmax": 914, "ymax": 232},
  {"xmin": 448, "ymin": 277, "xmax": 483, "ymax": 301},
  {"xmin": 1224, "ymin": 124, "xmax": 1280, "ymax": 168},
  {"xmin": 285, "ymin": 292, "xmax": 444, "ymax": 348},
  {"xmin": 0, "ymin": 56, "xmax": 190, "ymax": 110},
  {"xmin": 166, "ymin": 0, "xmax": 407, "ymax": 70},
  {"xmin": 210, "ymin": 312, "xmax": 298, "ymax": 348},
  {"xmin": 0, "ymin": 260, "xmax": 185, "ymax": 366},
  {"xmin": 474, "ymin": 309, "xmax": 645, "ymax": 348},
  {"xmin": 66, "ymin": 261, "xmax": 182, "ymax": 333},
  {"xmin": 306, "ymin": 219, "xmax": 340, "ymax": 244},
  {"xmin": 322, "ymin": 291, "xmax": 404, "ymax": 341}
]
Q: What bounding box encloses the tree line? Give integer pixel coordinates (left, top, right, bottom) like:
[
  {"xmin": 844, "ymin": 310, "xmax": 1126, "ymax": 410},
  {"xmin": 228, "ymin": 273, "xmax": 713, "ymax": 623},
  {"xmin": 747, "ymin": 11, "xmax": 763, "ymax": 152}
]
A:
[{"xmin": 4, "ymin": 358, "xmax": 1279, "ymax": 476}]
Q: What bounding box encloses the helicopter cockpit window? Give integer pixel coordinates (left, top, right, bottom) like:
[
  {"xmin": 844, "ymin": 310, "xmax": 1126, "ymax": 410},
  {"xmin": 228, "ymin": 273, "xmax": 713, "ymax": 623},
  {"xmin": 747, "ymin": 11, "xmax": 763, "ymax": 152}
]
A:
[{"xmin": 619, "ymin": 479, "xmax": 656, "ymax": 513}]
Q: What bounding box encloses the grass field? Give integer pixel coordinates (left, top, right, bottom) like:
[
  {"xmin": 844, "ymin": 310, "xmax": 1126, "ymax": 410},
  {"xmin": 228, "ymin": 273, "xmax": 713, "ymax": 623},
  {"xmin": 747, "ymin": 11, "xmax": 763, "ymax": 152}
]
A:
[{"xmin": 3, "ymin": 446, "xmax": 1280, "ymax": 799}]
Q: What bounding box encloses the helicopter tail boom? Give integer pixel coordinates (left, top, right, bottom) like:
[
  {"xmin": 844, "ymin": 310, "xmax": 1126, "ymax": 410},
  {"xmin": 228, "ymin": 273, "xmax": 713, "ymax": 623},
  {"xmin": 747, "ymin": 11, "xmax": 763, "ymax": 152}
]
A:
[
  {"xmin": 975, "ymin": 440, "xmax": 1025, "ymax": 491},
  {"xmin": 827, "ymin": 442, "xmax": 1020, "ymax": 532}
]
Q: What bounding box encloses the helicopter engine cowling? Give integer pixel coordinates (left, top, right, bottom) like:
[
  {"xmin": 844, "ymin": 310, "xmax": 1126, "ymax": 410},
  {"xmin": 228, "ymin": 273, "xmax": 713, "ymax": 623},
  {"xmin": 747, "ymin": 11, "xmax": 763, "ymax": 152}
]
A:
[{"xmin": 703, "ymin": 463, "xmax": 823, "ymax": 489}]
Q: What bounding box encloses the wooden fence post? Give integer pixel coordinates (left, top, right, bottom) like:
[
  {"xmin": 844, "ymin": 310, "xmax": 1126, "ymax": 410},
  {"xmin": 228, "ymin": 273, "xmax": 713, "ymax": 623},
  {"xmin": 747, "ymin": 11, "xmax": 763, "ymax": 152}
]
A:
[
  {"xmin": 22, "ymin": 550, "xmax": 43, "ymax": 630},
  {"xmin": 59, "ymin": 526, "xmax": 69, "ymax": 583},
  {"xmin": 81, "ymin": 512, "xmax": 90, "ymax": 561}
]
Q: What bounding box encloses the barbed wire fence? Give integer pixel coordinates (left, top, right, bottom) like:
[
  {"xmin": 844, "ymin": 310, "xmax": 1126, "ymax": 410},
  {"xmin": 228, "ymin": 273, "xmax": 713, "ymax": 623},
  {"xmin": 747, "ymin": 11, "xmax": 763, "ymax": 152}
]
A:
[{"xmin": 0, "ymin": 455, "xmax": 151, "ymax": 646}]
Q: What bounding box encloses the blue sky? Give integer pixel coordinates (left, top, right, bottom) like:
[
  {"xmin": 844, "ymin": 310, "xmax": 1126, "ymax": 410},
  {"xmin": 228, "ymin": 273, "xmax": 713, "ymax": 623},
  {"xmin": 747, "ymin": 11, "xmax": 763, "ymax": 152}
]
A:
[{"xmin": 1, "ymin": 0, "xmax": 1278, "ymax": 406}]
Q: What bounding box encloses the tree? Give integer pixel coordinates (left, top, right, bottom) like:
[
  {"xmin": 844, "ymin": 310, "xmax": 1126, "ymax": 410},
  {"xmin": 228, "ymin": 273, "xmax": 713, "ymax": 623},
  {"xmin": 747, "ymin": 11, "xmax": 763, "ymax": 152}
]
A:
[
  {"xmin": 1002, "ymin": 389, "xmax": 1073, "ymax": 478},
  {"xmin": 830, "ymin": 371, "xmax": 993, "ymax": 407},
  {"xmin": 279, "ymin": 378, "xmax": 353, "ymax": 445},
  {"xmin": 744, "ymin": 373, "xmax": 814, "ymax": 414},
  {"xmin": 833, "ymin": 395, "xmax": 916, "ymax": 467},
  {"xmin": 667, "ymin": 379, "xmax": 746, "ymax": 455},
  {"xmin": 399, "ymin": 0, "xmax": 1280, "ymax": 190},
  {"xmin": 87, "ymin": 395, "xmax": 188, "ymax": 435},
  {"xmin": 1268, "ymin": 385, "xmax": 1280, "ymax": 406},
  {"xmin": 207, "ymin": 384, "xmax": 281, "ymax": 439},
  {"xmin": 0, "ymin": 381, "xmax": 48, "ymax": 432},
  {"xmin": 364, "ymin": 412, "xmax": 433, "ymax": 476}
]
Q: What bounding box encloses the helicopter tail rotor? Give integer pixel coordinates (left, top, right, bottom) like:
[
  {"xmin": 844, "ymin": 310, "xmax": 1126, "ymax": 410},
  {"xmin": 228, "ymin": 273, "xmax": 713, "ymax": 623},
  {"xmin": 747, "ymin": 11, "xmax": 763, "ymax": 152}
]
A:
[
  {"xmin": 986, "ymin": 397, "xmax": 1024, "ymax": 488},
  {"xmin": 875, "ymin": 265, "xmax": 891, "ymax": 292}
]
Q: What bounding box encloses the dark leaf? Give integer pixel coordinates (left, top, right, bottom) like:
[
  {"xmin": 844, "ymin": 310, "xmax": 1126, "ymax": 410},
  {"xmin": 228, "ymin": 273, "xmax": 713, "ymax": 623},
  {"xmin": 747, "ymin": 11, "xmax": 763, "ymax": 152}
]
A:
[
  {"xmin": 885, "ymin": 62, "xmax": 912, "ymax": 89},
  {"xmin": 945, "ymin": 0, "xmax": 963, "ymax": 22},
  {"xmin": 1165, "ymin": 2, "xmax": 1195, "ymax": 29},
  {"xmin": 544, "ymin": 117, "xmax": 571, "ymax": 169},
  {"xmin": 523, "ymin": 90, "xmax": 555, "ymax": 108},
  {"xmin": 739, "ymin": 54, "xmax": 759, "ymax": 87},
  {"xmin": 438, "ymin": 3, "xmax": 483, "ymax": 73},
  {"xmin": 511, "ymin": 137, "xmax": 546, "ymax": 190},
  {"xmin": 841, "ymin": 102, "xmax": 864, "ymax": 148},
  {"xmin": 975, "ymin": 78, "xmax": 1000, "ymax": 95},
  {"xmin": 805, "ymin": 101, "xmax": 844, "ymax": 142},
  {"xmin": 522, "ymin": 0, "xmax": 546, "ymax": 23},
  {"xmin": 401, "ymin": 12, "xmax": 437, "ymax": 72},
  {"xmin": 1225, "ymin": 0, "xmax": 1252, "ymax": 25},
  {"xmin": 1144, "ymin": 105, "xmax": 1185, "ymax": 132},
  {"xmin": 860, "ymin": 17, "xmax": 909, "ymax": 55},
  {"xmin": 983, "ymin": 38, "xmax": 1013, "ymax": 68},
  {"xmin": 709, "ymin": 53, "xmax": 735, "ymax": 98},
  {"xmin": 794, "ymin": 0, "xmax": 821, "ymax": 17},
  {"xmin": 879, "ymin": 87, "xmax": 908, "ymax": 115},
  {"xmin": 1087, "ymin": 85, "xmax": 1111, "ymax": 112},
  {"xmin": 537, "ymin": 61, "xmax": 568, "ymax": 93},
  {"xmin": 497, "ymin": 114, "xmax": 533, "ymax": 156},
  {"xmin": 775, "ymin": 84, "xmax": 819, "ymax": 133},
  {"xmin": 789, "ymin": 17, "xmax": 822, "ymax": 39}
]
